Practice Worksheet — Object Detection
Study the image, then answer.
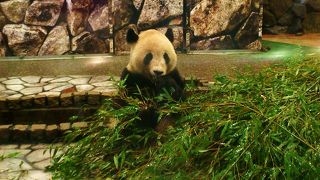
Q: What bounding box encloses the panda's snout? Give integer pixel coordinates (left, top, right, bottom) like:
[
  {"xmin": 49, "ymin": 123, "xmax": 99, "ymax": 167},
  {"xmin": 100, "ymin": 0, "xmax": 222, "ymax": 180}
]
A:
[{"xmin": 153, "ymin": 70, "xmax": 164, "ymax": 76}]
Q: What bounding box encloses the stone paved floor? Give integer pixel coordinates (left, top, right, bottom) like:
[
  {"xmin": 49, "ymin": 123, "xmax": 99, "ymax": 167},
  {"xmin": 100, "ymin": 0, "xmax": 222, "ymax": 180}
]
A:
[
  {"xmin": 0, "ymin": 144, "xmax": 61, "ymax": 180},
  {"xmin": 0, "ymin": 75, "xmax": 118, "ymax": 99}
]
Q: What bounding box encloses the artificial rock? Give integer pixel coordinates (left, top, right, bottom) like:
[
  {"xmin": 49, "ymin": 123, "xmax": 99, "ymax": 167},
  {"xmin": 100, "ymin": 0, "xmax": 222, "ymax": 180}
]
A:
[
  {"xmin": 2, "ymin": 24, "xmax": 47, "ymax": 56},
  {"xmin": 24, "ymin": 0, "xmax": 64, "ymax": 27},
  {"xmin": 0, "ymin": 0, "xmax": 29, "ymax": 23},
  {"xmin": 190, "ymin": 0, "xmax": 251, "ymax": 37},
  {"xmin": 38, "ymin": 25, "xmax": 70, "ymax": 56}
]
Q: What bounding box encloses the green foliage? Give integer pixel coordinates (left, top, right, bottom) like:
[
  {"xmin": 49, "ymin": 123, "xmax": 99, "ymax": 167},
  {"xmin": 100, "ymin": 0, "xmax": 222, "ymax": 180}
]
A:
[{"xmin": 49, "ymin": 57, "xmax": 320, "ymax": 179}]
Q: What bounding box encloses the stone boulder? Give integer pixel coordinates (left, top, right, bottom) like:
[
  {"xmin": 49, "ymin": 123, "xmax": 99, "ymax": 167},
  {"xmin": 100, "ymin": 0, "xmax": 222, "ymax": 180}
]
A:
[
  {"xmin": 169, "ymin": 17, "xmax": 183, "ymax": 26},
  {"xmin": 72, "ymin": 31, "xmax": 107, "ymax": 54},
  {"xmin": 66, "ymin": 0, "xmax": 92, "ymax": 36},
  {"xmin": 0, "ymin": 32, "xmax": 7, "ymax": 56},
  {"xmin": 67, "ymin": 9, "xmax": 89, "ymax": 37},
  {"xmin": 268, "ymin": 0, "xmax": 293, "ymax": 19},
  {"xmin": 263, "ymin": 9, "xmax": 277, "ymax": 27},
  {"xmin": 157, "ymin": 27, "xmax": 183, "ymax": 50},
  {"xmin": 138, "ymin": 0, "xmax": 183, "ymax": 29},
  {"xmin": 88, "ymin": 4, "xmax": 111, "ymax": 31},
  {"xmin": 292, "ymin": 3, "xmax": 306, "ymax": 18},
  {"xmin": 235, "ymin": 12, "xmax": 260, "ymax": 48},
  {"xmin": 66, "ymin": 0, "xmax": 92, "ymax": 10},
  {"xmin": 245, "ymin": 40, "xmax": 262, "ymax": 51},
  {"xmin": 190, "ymin": 35, "xmax": 234, "ymax": 50},
  {"xmin": 2, "ymin": 24, "xmax": 47, "ymax": 56},
  {"xmin": 306, "ymin": 0, "xmax": 320, "ymax": 12},
  {"xmin": 302, "ymin": 12, "xmax": 320, "ymax": 33},
  {"xmin": 251, "ymin": 0, "xmax": 261, "ymax": 12},
  {"xmin": 190, "ymin": 0, "xmax": 251, "ymax": 37},
  {"xmin": 278, "ymin": 12, "xmax": 294, "ymax": 26},
  {"xmin": 24, "ymin": 0, "xmax": 64, "ymax": 27},
  {"xmin": 288, "ymin": 18, "xmax": 302, "ymax": 34},
  {"xmin": 38, "ymin": 25, "xmax": 70, "ymax": 56},
  {"xmin": 113, "ymin": 0, "xmax": 134, "ymax": 30},
  {"xmin": 263, "ymin": 26, "xmax": 288, "ymax": 34},
  {"xmin": 189, "ymin": 0, "xmax": 202, "ymax": 9},
  {"xmin": 0, "ymin": 11, "xmax": 6, "ymax": 29},
  {"xmin": 133, "ymin": 0, "xmax": 143, "ymax": 10},
  {"xmin": 114, "ymin": 26, "xmax": 130, "ymax": 54},
  {"xmin": 0, "ymin": 0, "xmax": 29, "ymax": 23}
]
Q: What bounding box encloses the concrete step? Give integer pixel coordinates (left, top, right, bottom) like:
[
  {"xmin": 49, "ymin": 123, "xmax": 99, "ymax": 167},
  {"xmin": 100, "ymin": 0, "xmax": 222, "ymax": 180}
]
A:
[{"xmin": 0, "ymin": 122, "xmax": 88, "ymax": 144}]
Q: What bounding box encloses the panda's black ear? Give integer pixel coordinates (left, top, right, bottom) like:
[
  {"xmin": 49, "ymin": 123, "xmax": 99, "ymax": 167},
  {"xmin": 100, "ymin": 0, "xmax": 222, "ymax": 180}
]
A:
[
  {"xmin": 165, "ymin": 28, "xmax": 174, "ymax": 43},
  {"xmin": 126, "ymin": 28, "xmax": 139, "ymax": 44}
]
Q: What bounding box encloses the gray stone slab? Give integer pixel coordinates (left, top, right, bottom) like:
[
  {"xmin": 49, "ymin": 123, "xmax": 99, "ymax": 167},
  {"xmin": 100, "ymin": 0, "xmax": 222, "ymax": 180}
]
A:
[
  {"xmin": 70, "ymin": 75, "xmax": 92, "ymax": 78},
  {"xmin": 68, "ymin": 78, "xmax": 90, "ymax": 85},
  {"xmin": 0, "ymin": 78, "xmax": 7, "ymax": 82},
  {"xmin": 60, "ymin": 93, "xmax": 73, "ymax": 106},
  {"xmin": 34, "ymin": 95, "xmax": 46, "ymax": 107},
  {"xmin": 0, "ymin": 144, "xmax": 19, "ymax": 149},
  {"xmin": 111, "ymin": 76, "xmax": 120, "ymax": 81},
  {"xmin": 7, "ymin": 93, "xmax": 23, "ymax": 99},
  {"xmin": 50, "ymin": 84, "xmax": 74, "ymax": 92},
  {"xmin": 92, "ymin": 87, "xmax": 117, "ymax": 93},
  {"xmin": 38, "ymin": 91, "xmax": 61, "ymax": 97},
  {"xmin": 33, "ymin": 158, "xmax": 51, "ymax": 170},
  {"xmin": 0, "ymin": 158, "xmax": 32, "ymax": 171},
  {"xmin": 40, "ymin": 77, "xmax": 54, "ymax": 83},
  {"xmin": 24, "ymin": 83, "xmax": 48, "ymax": 87},
  {"xmin": 0, "ymin": 84, "xmax": 5, "ymax": 91},
  {"xmin": 43, "ymin": 83, "xmax": 67, "ymax": 91},
  {"xmin": 2, "ymin": 90, "xmax": 18, "ymax": 96},
  {"xmin": 6, "ymin": 85, "xmax": 24, "ymax": 91},
  {"xmin": 19, "ymin": 170, "xmax": 52, "ymax": 180},
  {"xmin": 31, "ymin": 144, "xmax": 49, "ymax": 150},
  {"xmin": 76, "ymin": 84, "xmax": 94, "ymax": 92},
  {"xmin": 2, "ymin": 78, "xmax": 24, "ymax": 85},
  {"xmin": 91, "ymin": 81, "xmax": 115, "ymax": 87},
  {"xmin": 25, "ymin": 149, "xmax": 51, "ymax": 163},
  {"xmin": 21, "ymin": 76, "xmax": 41, "ymax": 83},
  {"xmin": 50, "ymin": 77, "xmax": 72, "ymax": 83},
  {"xmin": 21, "ymin": 87, "xmax": 43, "ymax": 96},
  {"xmin": 89, "ymin": 76, "xmax": 111, "ymax": 83},
  {"xmin": 47, "ymin": 95, "xmax": 60, "ymax": 107},
  {"xmin": 0, "ymin": 171, "xmax": 21, "ymax": 180},
  {"xmin": 8, "ymin": 77, "xmax": 20, "ymax": 79},
  {"xmin": 0, "ymin": 149, "xmax": 32, "ymax": 158},
  {"xmin": 19, "ymin": 144, "xmax": 32, "ymax": 149}
]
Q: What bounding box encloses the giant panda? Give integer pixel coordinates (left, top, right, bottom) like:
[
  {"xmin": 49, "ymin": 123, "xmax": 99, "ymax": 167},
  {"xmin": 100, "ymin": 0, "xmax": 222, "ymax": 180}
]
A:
[{"xmin": 120, "ymin": 26, "xmax": 185, "ymax": 129}]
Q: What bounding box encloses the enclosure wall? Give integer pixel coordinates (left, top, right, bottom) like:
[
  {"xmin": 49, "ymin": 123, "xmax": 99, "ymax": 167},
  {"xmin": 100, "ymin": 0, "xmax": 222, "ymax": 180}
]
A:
[{"xmin": 0, "ymin": 0, "xmax": 262, "ymax": 57}]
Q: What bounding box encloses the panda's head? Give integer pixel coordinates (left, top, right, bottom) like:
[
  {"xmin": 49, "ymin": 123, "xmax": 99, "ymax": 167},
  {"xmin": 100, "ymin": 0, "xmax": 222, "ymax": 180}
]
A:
[{"xmin": 126, "ymin": 27, "xmax": 177, "ymax": 79}]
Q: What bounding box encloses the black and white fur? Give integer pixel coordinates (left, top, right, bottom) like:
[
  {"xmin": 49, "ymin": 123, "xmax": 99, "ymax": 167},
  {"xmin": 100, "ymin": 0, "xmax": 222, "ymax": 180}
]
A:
[{"xmin": 120, "ymin": 27, "xmax": 185, "ymax": 129}]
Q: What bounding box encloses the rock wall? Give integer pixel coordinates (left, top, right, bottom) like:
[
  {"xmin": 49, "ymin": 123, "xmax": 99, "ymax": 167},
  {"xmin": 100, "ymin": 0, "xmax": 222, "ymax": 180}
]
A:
[
  {"xmin": 263, "ymin": 0, "xmax": 320, "ymax": 34},
  {"xmin": 189, "ymin": 0, "xmax": 263, "ymax": 50},
  {"xmin": 0, "ymin": 0, "xmax": 262, "ymax": 57},
  {"xmin": 0, "ymin": 0, "xmax": 112, "ymax": 57}
]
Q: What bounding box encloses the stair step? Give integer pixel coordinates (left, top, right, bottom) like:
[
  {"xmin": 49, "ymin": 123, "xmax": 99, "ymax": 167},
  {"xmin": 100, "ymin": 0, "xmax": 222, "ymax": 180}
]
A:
[{"xmin": 0, "ymin": 122, "xmax": 88, "ymax": 144}]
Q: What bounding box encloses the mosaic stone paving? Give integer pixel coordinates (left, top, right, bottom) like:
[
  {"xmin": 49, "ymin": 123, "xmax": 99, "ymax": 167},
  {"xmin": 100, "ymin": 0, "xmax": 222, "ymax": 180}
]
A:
[
  {"xmin": 0, "ymin": 144, "xmax": 62, "ymax": 180},
  {"xmin": 0, "ymin": 75, "xmax": 118, "ymax": 99}
]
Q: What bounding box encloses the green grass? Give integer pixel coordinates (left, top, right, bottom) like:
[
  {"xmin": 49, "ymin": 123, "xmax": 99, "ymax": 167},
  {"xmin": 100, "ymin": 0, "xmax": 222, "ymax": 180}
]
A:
[{"xmin": 48, "ymin": 56, "xmax": 320, "ymax": 179}]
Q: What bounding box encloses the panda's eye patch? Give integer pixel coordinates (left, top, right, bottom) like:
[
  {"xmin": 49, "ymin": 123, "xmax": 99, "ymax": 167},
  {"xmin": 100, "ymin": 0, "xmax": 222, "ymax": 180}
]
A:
[
  {"xmin": 164, "ymin": 53, "xmax": 170, "ymax": 64},
  {"xmin": 143, "ymin": 53, "xmax": 153, "ymax": 65}
]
